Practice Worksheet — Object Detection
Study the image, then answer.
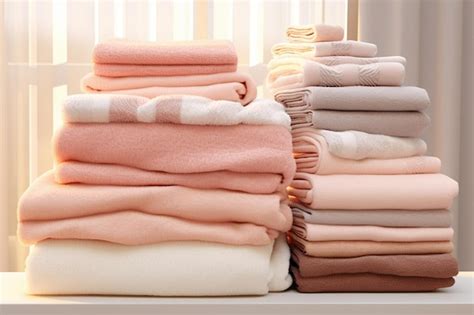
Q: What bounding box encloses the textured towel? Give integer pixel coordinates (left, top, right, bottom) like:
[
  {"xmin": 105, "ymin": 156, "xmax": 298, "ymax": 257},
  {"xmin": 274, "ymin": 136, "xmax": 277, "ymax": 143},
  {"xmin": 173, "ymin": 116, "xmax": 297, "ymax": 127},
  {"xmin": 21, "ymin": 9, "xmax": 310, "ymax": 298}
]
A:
[
  {"xmin": 291, "ymin": 269, "xmax": 455, "ymax": 292},
  {"xmin": 274, "ymin": 86, "xmax": 430, "ymax": 111},
  {"xmin": 93, "ymin": 39, "xmax": 237, "ymax": 77},
  {"xmin": 286, "ymin": 24, "xmax": 344, "ymax": 43},
  {"xmin": 291, "ymin": 205, "xmax": 452, "ymax": 227},
  {"xmin": 19, "ymin": 172, "xmax": 292, "ymax": 231},
  {"xmin": 55, "ymin": 162, "xmax": 285, "ymax": 193},
  {"xmin": 291, "ymin": 110, "xmax": 430, "ymax": 137},
  {"xmin": 271, "ymin": 40, "xmax": 377, "ymax": 58},
  {"xmin": 54, "ymin": 124, "xmax": 295, "ymax": 186},
  {"xmin": 269, "ymin": 62, "xmax": 405, "ymax": 92},
  {"xmin": 81, "ymin": 71, "xmax": 257, "ymax": 105},
  {"xmin": 289, "ymin": 173, "xmax": 458, "ymax": 210},
  {"xmin": 292, "ymin": 219, "xmax": 453, "ymax": 242},
  {"xmin": 62, "ymin": 94, "xmax": 289, "ymax": 127},
  {"xmin": 291, "ymin": 249, "xmax": 458, "ymax": 278},
  {"xmin": 292, "ymin": 130, "xmax": 439, "ymax": 175},
  {"xmin": 25, "ymin": 236, "xmax": 292, "ymax": 296},
  {"xmin": 290, "ymin": 234, "xmax": 453, "ymax": 257}
]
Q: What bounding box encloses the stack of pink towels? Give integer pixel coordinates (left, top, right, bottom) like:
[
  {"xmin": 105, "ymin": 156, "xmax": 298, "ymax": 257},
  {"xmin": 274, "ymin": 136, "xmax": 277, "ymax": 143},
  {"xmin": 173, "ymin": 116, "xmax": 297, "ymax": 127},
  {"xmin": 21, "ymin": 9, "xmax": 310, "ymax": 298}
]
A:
[
  {"xmin": 269, "ymin": 24, "xmax": 459, "ymax": 292},
  {"xmin": 18, "ymin": 40, "xmax": 296, "ymax": 296}
]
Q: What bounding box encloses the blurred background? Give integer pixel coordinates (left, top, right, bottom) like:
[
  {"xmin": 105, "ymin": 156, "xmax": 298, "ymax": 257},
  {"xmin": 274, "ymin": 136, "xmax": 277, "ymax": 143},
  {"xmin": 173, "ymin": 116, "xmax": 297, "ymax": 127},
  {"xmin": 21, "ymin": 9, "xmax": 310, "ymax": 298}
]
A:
[{"xmin": 0, "ymin": 0, "xmax": 472, "ymax": 272}]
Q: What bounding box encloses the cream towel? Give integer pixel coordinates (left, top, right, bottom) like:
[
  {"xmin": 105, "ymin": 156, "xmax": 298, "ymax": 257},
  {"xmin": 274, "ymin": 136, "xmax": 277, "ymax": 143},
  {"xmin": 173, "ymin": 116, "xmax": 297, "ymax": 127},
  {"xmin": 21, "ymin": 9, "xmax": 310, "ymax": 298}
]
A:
[{"xmin": 286, "ymin": 24, "xmax": 344, "ymax": 43}]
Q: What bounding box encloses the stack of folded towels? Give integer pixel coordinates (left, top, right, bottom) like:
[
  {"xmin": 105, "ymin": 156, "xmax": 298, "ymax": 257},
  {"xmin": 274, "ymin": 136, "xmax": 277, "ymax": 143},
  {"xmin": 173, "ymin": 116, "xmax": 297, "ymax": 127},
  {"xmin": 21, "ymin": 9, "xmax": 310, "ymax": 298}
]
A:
[
  {"xmin": 18, "ymin": 39, "xmax": 296, "ymax": 296},
  {"xmin": 269, "ymin": 24, "xmax": 459, "ymax": 292}
]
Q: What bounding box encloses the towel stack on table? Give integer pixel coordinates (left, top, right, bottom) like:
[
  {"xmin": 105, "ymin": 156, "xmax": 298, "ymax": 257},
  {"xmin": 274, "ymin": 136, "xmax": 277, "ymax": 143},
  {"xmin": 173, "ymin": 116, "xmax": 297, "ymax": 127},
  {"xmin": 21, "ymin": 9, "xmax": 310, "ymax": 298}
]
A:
[
  {"xmin": 268, "ymin": 24, "xmax": 459, "ymax": 292},
  {"xmin": 18, "ymin": 40, "xmax": 296, "ymax": 296}
]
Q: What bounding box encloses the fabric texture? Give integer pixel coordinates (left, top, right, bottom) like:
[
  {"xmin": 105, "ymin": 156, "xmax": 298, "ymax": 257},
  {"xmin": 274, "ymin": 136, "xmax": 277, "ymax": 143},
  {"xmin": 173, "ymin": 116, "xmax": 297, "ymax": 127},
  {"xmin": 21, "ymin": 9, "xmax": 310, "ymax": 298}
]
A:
[
  {"xmin": 25, "ymin": 236, "xmax": 292, "ymax": 296},
  {"xmin": 286, "ymin": 24, "xmax": 344, "ymax": 43},
  {"xmin": 271, "ymin": 40, "xmax": 377, "ymax": 58}
]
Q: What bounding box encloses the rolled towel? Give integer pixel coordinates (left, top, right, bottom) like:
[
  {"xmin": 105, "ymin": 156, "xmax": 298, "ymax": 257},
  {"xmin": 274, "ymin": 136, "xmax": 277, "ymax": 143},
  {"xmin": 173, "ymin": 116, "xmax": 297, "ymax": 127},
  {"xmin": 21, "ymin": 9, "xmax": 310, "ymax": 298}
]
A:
[
  {"xmin": 271, "ymin": 40, "xmax": 377, "ymax": 58},
  {"xmin": 289, "ymin": 173, "xmax": 458, "ymax": 210},
  {"xmin": 93, "ymin": 39, "xmax": 237, "ymax": 77},
  {"xmin": 286, "ymin": 24, "xmax": 344, "ymax": 43},
  {"xmin": 25, "ymin": 235, "xmax": 292, "ymax": 296},
  {"xmin": 81, "ymin": 71, "xmax": 257, "ymax": 105}
]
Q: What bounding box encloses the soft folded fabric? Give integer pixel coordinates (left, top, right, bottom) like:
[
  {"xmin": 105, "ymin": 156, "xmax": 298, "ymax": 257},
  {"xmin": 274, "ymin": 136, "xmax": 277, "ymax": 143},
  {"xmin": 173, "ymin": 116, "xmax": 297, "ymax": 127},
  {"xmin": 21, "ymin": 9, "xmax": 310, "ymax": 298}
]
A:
[
  {"xmin": 291, "ymin": 249, "xmax": 458, "ymax": 278},
  {"xmin": 62, "ymin": 94, "xmax": 289, "ymax": 127},
  {"xmin": 269, "ymin": 62, "xmax": 405, "ymax": 92},
  {"xmin": 19, "ymin": 171, "xmax": 292, "ymax": 232},
  {"xmin": 19, "ymin": 210, "xmax": 278, "ymax": 246},
  {"xmin": 274, "ymin": 86, "xmax": 429, "ymax": 112},
  {"xmin": 286, "ymin": 24, "xmax": 344, "ymax": 42},
  {"xmin": 289, "ymin": 173, "xmax": 458, "ymax": 210},
  {"xmin": 291, "ymin": 110, "xmax": 430, "ymax": 137},
  {"xmin": 55, "ymin": 162, "xmax": 285, "ymax": 193},
  {"xmin": 292, "ymin": 129, "xmax": 439, "ymax": 175},
  {"xmin": 290, "ymin": 234, "xmax": 454, "ymax": 257},
  {"xmin": 291, "ymin": 205, "xmax": 452, "ymax": 227},
  {"xmin": 25, "ymin": 236, "xmax": 292, "ymax": 296},
  {"xmin": 271, "ymin": 40, "xmax": 377, "ymax": 57},
  {"xmin": 81, "ymin": 72, "xmax": 257, "ymax": 105},
  {"xmin": 292, "ymin": 218, "xmax": 453, "ymax": 242},
  {"xmin": 54, "ymin": 123, "xmax": 295, "ymax": 186},
  {"xmin": 291, "ymin": 268, "xmax": 455, "ymax": 292},
  {"xmin": 93, "ymin": 39, "xmax": 237, "ymax": 77}
]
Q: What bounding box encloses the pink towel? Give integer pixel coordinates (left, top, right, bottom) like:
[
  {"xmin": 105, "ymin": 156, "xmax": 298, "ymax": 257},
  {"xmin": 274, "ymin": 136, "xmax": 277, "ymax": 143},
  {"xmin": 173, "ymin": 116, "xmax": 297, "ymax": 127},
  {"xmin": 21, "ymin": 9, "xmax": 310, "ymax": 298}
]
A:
[
  {"xmin": 81, "ymin": 72, "xmax": 257, "ymax": 105},
  {"xmin": 286, "ymin": 24, "xmax": 344, "ymax": 43},
  {"xmin": 93, "ymin": 39, "xmax": 237, "ymax": 77},
  {"xmin": 289, "ymin": 173, "xmax": 458, "ymax": 210},
  {"xmin": 54, "ymin": 123, "xmax": 295, "ymax": 186}
]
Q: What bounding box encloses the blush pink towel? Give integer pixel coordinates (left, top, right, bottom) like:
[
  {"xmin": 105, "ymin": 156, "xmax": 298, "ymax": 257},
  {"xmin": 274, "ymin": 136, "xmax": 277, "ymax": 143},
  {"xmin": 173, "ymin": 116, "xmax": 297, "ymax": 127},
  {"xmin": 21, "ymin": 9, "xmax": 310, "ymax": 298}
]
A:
[
  {"xmin": 53, "ymin": 123, "xmax": 295, "ymax": 187},
  {"xmin": 81, "ymin": 72, "xmax": 257, "ymax": 105},
  {"xmin": 289, "ymin": 173, "xmax": 458, "ymax": 210},
  {"xmin": 19, "ymin": 210, "xmax": 278, "ymax": 246},
  {"xmin": 93, "ymin": 39, "xmax": 237, "ymax": 77},
  {"xmin": 19, "ymin": 171, "xmax": 292, "ymax": 232}
]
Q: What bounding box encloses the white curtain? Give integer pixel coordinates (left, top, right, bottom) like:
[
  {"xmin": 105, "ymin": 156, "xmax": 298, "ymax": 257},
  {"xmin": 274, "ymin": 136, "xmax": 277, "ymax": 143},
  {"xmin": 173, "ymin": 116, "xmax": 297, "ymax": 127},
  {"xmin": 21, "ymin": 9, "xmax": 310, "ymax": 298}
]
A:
[{"xmin": 359, "ymin": 0, "xmax": 474, "ymax": 270}]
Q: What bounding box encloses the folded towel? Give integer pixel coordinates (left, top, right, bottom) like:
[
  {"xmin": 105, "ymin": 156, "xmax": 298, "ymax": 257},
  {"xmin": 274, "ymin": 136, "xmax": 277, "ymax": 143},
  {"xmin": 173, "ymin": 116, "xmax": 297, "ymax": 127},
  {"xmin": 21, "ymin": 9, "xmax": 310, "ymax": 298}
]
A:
[
  {"xmin": 289, "ymin": 173, "xmax": 458, "ymax": 210},
  {"xmin": 271, "ymin": 40, "xmax": 377, "ymax": 58},
  {"xmin": 19, "ymin": 172, "xmax": 292, "ymax": 231},
  {"xmin": 292, "ymin": 129, "xmax": 439, "ymax": 174},
  {"xmin": 54, "ymin": 124, "xmax": 295, "ymax": 186},
  {"xmin": 81, "ymin": 72, "xmax": 257, "ymax": 105},
  {"xmin": 274, "ymin": 86, "xmax": 429, "ymax": 111},
  {"xmin": 292, "ymin": 218, "xmax": 453, "ymax": 242},
  {"xmin": 291, "ymin": 110, "xmax": 430, "ymax": 137},
  {"xmin": 25, "ymin": 236, "xmax": 292, "ymax": 296},
  {"xmin": 286, "ymin": 24, "xmax": 344, "ymax": 43},
  {"xmin": 93, "ymin": 39, "xmax": 237, "ymax": 77},
  {"xmin": 291, "ymin": 205, "xmax": 452, "ymax": 227},
  {"xmin": 290, "ymin": 234, "xmax": 453, "ymax": 257},
  {"xmin": 55, "ymin": 162, "xmax": 285, "ymax": 193},
  {"xmin": 291, "ymin": 249, "xmax": 458, "ymax": 278},
  {"xmin": 62, "ymin": 94, "xmax": 289, "ymax": 127},
  {"xmin": 269, "ymin": 62, "xmax": 405, "ymax": 92},
  {"xmin": 291, "ymin": 268, "xmax": 455, "ymax": 292},
  {"xmin": 19, "ymin": 210, "xmax": 279, "ymax": 246}
]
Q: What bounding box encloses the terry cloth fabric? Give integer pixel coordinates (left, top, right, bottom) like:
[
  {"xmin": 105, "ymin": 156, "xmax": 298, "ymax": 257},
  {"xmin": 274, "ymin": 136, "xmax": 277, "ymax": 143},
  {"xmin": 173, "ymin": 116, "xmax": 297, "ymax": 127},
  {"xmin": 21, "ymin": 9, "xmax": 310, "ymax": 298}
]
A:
[
  {"xmin": 291, "ymin": 130, "xmax": 439, "ymax": 175},
  {"xmin": 54, "ymin": 162, "xmax": 286, "ymax": 194},
  {"xmin": 291, "ymin": 249, "xmax": 458, "ymax": 278},
  {"xmin": 274, "ymin": 86, "xmax": 430, "ymax": 112},
  {"xmin": 289, "ymin": 234, "xmax": 454, "ymax": 257},
  {"xmin": 19, "ymin": 210, "xmax": 279, "ymax": 246},
  {"xmin": 62, "ymin": 94, "xmax": 289, "ymax": 128},
  {"xmin": 93, "ymin": 39, "xmax": 237, "ymax": 77},
  {"xmin": 291, "ymin": 205, "xmax": 452, "ymax": 228},
  {"xmin": 269, "ymin": 62, "xmax": 405, "ymax": 92},
  {"xmin": 19, "ymin": 171, "xmax": 292, "ymax": 232},
  {"xmin": 271, "ymin": 40, "xmax": 377, "ymax": 58},
  {"xmin": 81, "ymin": 72, "xmax": 257, "ymax": 105},
  {"xmin": 291, "ymin": 218, "xmax": 453, "ymax": 242},
  {"xmin": 290, "ymin": 110, "xmax": 430, "ymax": 137},
  {"xmin": 289, "ymin": 173, "xmax": 458, "ymax": 210},
  {"xmin": 291, "ymin": 268, "xmax": 455, "ymax": 292},
  {"xmin": 25, "ymin": 235, "xmax": 292, "ymax": 296},
  {"xmin": 286, "ymin": 24, "xmax": 344, "ymax": 43},
  {"xmin": 54, "ymin": 123, "xmax": 295, "ymax": 186}
]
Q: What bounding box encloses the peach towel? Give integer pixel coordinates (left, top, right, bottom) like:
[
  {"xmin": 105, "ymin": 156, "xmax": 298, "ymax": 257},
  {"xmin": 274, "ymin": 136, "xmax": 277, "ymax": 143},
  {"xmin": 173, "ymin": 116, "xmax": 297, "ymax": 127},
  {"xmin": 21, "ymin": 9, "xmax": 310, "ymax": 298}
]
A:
[{"xmin": 286, "ymin": 24, "xmax": 344, "ymax": 43}]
